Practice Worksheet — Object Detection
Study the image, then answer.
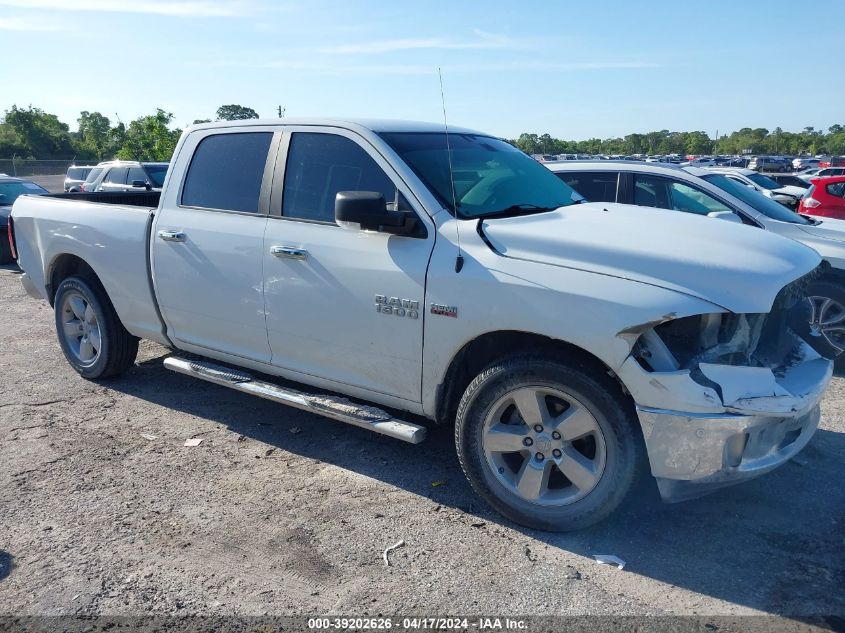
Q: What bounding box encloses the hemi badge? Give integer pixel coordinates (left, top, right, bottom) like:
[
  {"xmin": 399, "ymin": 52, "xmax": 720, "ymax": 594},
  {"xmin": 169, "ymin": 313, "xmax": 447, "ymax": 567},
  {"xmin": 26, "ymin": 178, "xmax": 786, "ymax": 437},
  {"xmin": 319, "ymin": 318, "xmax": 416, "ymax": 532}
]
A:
[{"xmin": 430, "ymin": 303, "xmax": 458, "ymax": 318}]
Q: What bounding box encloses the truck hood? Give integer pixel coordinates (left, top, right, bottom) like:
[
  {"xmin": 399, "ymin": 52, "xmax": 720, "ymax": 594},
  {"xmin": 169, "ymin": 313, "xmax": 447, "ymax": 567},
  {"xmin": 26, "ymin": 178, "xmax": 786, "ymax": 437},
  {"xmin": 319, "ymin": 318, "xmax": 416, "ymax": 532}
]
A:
[{"xmin": 480, "ymin": 202, "xmax": 821, "ymax": 314}]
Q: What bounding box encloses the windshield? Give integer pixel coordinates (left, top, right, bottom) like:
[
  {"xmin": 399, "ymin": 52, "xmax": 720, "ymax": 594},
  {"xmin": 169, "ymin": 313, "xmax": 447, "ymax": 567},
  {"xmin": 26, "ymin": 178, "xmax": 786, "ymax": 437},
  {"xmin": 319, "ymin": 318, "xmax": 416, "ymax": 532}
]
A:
[
  {"xmin": 143, "ymin": 164, "xmax": 168, "ymax": 188},
  {"xmin": 0, "ymin": 180, "xmax": 48, "ymax": 206},
  {"xmin": 84, "ymin": 167, "xmax": 103, "ymax": 184},
  {"xmin": 746, "ymin": 172, "xmax": 780, "ymax": 190},
  {"xmin": 703, "ymin": 174, "xmax": 810, "ymax": 225},
  {"xmin": 379, "ymin": 132, "xmax": 583, "ymax": 219},
  {"xmin": 67, "ymin": 167, "xmax": 92, "ymax": 180}
]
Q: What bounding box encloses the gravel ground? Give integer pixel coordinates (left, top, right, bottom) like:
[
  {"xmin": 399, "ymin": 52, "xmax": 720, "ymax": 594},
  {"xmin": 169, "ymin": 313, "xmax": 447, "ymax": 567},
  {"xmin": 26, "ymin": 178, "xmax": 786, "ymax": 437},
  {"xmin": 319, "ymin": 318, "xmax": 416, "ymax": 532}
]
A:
[{"xmin": 0, "ymin": 263, "xmax": 843, "ymax": 620}]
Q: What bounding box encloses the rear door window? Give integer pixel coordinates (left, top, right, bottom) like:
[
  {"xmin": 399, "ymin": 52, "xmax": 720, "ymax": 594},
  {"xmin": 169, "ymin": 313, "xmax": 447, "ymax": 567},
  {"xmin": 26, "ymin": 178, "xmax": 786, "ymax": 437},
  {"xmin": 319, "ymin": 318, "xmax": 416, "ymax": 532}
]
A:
[
  {"xmin": 633, "ymin": 175, "xmax": 733, "ymax": 216},
  {"xmin": 282, "ymin": 132, "xmax": 401, "ymax": 223},
  {"xmin": 633, "ymin": 174, "xmax": 671, "ymax": 208},
  {"xmin": 555, "ymin": 171, "xmax": 618, "ymax": 202},
  {"xmin": 107, "ymin": 167, "xmax": 128, "ymax": 185},
  {"xmin": 827, "ymin": 182, "xmax": 845, "ymax": 198},
  {"xmin": 181, "ymin": 132, "xmax": 273, "ymax": 213},
  {"xmin": 127, "ymin": 167, "xmax": 147, "ymax": 185}
]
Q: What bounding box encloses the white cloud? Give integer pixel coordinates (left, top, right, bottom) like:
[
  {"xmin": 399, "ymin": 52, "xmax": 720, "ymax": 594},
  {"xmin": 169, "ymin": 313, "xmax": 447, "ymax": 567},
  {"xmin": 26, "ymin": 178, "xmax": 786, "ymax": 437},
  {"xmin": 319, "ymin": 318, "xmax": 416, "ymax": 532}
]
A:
[
  {"xmin": 0, "ymin": 0, "xmax": 255, "ymax": 17},
  {"xmin": 250, "ymin": 59, "xmax": 660, "ymax": 75},
  {"xmin": 316, "ymin": 30, "xmax": 539, "ymax": 55},
  {"xmin": 0, "ymin": 16, "xmax": 62, "ymax": 30}
]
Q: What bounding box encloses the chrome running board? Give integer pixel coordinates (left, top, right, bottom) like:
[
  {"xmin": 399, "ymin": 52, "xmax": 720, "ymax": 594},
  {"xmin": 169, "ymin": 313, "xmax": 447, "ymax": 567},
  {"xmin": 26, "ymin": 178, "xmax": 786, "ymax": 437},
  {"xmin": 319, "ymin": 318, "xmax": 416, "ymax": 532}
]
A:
[{"xmin": 163, "ymin": 356, "xmax": 427, "ymax": 444}]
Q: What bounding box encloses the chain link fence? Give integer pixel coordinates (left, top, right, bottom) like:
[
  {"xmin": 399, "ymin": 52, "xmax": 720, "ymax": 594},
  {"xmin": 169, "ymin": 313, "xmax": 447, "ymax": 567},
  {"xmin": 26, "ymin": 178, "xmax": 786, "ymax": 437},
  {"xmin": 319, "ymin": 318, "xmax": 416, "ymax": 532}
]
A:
[{"xmin": 0, "ymin": 158, "xmax": 95, "ymax": 177}]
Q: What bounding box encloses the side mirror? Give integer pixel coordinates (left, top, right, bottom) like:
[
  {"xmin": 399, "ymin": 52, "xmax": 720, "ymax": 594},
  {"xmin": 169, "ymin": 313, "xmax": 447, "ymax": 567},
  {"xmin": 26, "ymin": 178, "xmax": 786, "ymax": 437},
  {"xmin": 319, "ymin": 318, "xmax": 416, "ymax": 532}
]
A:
[
  {"xmin": 707, "ymin": 211, "xmax": 742, "ymax": 224},
  {"xmin": 335, "ymin": 191, "xmax": 418, "ymax": 235},
  {"xmin": 131, "ymin": 180, "xmax": 151, "ymax": 190}
]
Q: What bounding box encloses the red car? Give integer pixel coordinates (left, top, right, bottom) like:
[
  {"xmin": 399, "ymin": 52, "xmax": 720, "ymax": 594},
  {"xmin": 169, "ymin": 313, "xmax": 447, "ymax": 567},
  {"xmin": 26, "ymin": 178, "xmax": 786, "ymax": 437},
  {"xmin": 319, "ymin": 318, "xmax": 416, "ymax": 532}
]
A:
[
  {"xmin": 819, "ymin": 156, "xmax": 845, "ymax": 169},
  {"xmin": 799, "ymin": 176, "xmax": 845, "ymax": 219}
]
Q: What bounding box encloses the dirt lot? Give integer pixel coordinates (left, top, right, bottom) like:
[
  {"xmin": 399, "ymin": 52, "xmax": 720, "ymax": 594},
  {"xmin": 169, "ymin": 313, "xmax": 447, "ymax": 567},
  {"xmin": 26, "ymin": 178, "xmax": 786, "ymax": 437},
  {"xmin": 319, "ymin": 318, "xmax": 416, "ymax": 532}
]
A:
[{"xmin": 1, "ymin": 263, "xmax": 843, "ymax": 621}]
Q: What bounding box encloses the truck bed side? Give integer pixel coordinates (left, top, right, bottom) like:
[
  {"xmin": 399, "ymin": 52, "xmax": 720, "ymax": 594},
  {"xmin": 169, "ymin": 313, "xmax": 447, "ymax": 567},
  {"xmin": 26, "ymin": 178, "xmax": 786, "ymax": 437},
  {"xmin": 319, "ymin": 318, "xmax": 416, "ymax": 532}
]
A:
[{"xmin": 12, "ymin": 194, "xmax": 168, "ymax": 344}]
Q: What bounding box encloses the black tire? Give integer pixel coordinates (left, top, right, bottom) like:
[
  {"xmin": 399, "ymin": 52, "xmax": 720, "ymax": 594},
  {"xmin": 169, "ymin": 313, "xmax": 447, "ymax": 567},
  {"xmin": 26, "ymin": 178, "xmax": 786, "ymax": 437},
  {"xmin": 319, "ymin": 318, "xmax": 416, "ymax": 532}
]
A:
[
  {"xmin": 0, "ymin": 232, "xmax": 11, "ymax": 264},
  {"xmin": 54, "ymin": 275, "xmax": 139, "ymax": 379},
  {"xmin": 455, "ymin": 355, "xmax": 644, "ymax": 531},
  {"xmin": 807, "ymin": 279, "xmax": 845, "ymax": 371}
]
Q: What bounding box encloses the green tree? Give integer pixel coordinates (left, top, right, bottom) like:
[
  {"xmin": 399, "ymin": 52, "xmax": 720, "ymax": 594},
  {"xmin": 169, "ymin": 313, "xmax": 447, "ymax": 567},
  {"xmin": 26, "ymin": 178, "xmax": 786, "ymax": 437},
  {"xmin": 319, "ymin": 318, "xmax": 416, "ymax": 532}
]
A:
[
  {"xmin": 0, "ymin": 122, "xmax": 26, "ymax": 157},
  {"xmin": 116, "ymin": 109, "xmax": 181, "ymax": 161},
  {"xmin": 215, "ymin": 104, "xmax": 259, "ymax": 121},
  {"xmin": 685, "ymin": 131, "xmax": 712, "ymax": 155},
  {"xmin": 3, "ymin": 105, "xmax": 74, "ymax": 158},
  {"xmin": 515, "ymin": 132, "xmax": 541, "ymax": 154},
  {"xmin": 75, "ymin": 111, "xmax": 113, "ymax": 160}
]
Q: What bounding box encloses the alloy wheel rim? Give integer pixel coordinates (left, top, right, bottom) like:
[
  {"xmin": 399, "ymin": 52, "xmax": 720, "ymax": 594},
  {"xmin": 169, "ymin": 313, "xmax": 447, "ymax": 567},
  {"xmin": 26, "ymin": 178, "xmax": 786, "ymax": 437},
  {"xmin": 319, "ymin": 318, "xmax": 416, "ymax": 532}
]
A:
[
  {"xmin": 808, "ymin": 295, "xmax": 845, "ymax": 354},
  {"xmin": 482, "ymin": 385, "xmax": 607, "ymax": 507},
  {"xmin": 60, "ymin": 291, "xmax": 101, "ymax": 366}
]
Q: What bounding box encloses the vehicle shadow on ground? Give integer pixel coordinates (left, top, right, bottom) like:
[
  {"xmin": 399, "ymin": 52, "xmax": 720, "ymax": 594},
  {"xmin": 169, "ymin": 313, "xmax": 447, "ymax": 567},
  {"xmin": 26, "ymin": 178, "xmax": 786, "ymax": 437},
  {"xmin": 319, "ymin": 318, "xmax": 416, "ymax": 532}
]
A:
[
  {"xmin": 0, "ymin": 551, "xmax": 14, "ymax": 583},
  {"xmin": 108, "ymin": 352, "xmax": 845, "ymax": 616}
]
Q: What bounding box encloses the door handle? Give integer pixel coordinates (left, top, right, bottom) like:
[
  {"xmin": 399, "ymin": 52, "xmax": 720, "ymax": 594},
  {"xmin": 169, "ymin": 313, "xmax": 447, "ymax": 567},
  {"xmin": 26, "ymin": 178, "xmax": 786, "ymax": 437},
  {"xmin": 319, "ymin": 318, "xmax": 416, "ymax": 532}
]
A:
[
  {"xmin": 271, "ymin": 246, "xmax": 308, "ymax": 260},
  {"xmin": 158, "ymin": 230, "xmax": 186, "ymax": 242}
]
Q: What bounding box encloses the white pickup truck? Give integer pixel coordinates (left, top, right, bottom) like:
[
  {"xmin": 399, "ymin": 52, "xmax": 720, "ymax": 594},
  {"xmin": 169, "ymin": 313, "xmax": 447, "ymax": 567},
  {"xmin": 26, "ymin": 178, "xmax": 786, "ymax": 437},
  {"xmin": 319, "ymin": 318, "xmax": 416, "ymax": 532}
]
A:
[{"xmin": 9, "ymin": 119, "xmax": 835, "ymax": 531}]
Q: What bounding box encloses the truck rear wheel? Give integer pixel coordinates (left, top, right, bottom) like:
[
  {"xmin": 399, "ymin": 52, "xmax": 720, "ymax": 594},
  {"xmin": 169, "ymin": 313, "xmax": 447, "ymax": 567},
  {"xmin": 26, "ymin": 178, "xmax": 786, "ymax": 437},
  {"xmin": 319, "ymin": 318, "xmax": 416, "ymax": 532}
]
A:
[
  {"xmin": 54, "ymin": 275, "xmax": 139, "ymax": 379},
  {"xmin": 455, "ymin": 355, "xmax": 643, "ymax": 531}
]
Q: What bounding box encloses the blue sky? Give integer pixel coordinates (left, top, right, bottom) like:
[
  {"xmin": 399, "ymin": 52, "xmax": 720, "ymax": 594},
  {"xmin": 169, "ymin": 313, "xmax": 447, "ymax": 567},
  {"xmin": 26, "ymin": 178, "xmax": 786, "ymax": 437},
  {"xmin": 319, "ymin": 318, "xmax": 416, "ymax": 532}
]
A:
[{"xmin": 1, "ymin": 0, "xmax": 843, "ymax": 139}]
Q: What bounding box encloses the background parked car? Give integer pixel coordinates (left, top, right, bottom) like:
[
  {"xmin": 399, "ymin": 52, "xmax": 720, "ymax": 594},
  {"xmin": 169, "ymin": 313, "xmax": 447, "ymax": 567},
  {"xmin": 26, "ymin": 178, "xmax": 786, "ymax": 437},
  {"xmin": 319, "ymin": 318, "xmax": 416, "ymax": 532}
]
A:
[
  {"xmin": 1, "ymin": 175, "xmax": 48, "ymax": 263},
  {"xmin": 800, "ymin": 176, "xmax": 845, "ymax": 220},
  {"xmin": 798, "ymin": 167, "xmax": 845, "ymax": 184},
  {"xmin": 819, "ymin": 156, "xmax": 845, "ymax": 169},
  {"xmin": 793, "ymin": 157, "xmax": 820, "ymax": 170},
  {"xmin": 769, "ymin": 174, "xmax": 811, "ymax": 189},
  {"xmin": 546, "ymin": 159, "xmax": 845, "ymax": 361},
  {"xmin": 83, "ymin": 160, "xmax": 169, "ymax": 192},
  {"xmin": 63, "ymin": 165, "xmax": 96, "ymax": 192},
  {"xmin": 749, "ymin": 156, "xmax": 790, "ymax": 172},
  {"xmin": 705, "ymin": 167, "xmax": 805, "ymax": 207}
]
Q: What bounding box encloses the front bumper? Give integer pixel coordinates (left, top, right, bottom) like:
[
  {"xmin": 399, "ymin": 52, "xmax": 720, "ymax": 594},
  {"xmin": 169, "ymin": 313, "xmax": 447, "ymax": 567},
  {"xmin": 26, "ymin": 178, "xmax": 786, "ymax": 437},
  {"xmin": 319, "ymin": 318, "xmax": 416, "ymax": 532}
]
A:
[{"xmin": 637, "ymin": 403, "xmax": 821, "ymax": 502}]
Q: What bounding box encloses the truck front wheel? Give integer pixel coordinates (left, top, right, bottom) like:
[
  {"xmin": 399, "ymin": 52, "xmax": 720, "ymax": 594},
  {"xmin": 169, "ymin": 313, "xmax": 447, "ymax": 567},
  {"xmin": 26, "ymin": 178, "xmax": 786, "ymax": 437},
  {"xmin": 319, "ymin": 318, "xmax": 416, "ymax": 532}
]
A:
[
  {"xmin": 54, "ymin": 275, "xmax": 139, "ymax": 379},
  {"xmin": 455, "ymin": 355, "xmax": 643, "ymax": 531}
]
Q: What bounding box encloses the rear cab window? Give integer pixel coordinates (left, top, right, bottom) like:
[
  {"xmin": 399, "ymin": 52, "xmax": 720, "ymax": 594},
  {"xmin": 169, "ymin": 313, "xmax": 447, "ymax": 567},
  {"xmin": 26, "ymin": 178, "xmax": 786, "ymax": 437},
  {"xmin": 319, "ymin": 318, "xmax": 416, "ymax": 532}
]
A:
[{"xmin": 181, "ymin": 132, "xmax": 273, "ymax": 213}]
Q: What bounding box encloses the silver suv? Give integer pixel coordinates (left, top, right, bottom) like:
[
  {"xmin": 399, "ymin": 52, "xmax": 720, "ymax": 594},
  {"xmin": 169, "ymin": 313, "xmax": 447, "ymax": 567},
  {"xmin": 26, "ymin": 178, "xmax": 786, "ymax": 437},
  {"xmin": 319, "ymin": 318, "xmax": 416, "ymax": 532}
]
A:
[
  {"xmin": 749, "ymin": 156, "xmax": 790, "ymax": 172},
  {"xmin": 63, "ymin": 165, "xmax": 96, "ymax": 192},
  {"xmin": 84, "ymin": 160, "xmax": 169, "ymax": 193}
]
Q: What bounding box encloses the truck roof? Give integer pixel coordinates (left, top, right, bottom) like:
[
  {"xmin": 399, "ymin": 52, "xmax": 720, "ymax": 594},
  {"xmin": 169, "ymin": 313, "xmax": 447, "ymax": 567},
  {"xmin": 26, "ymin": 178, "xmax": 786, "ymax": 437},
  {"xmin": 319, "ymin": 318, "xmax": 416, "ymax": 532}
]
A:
[{"xmin": 186, "ymin": 117, "xmax": 486, "ymax": 136}]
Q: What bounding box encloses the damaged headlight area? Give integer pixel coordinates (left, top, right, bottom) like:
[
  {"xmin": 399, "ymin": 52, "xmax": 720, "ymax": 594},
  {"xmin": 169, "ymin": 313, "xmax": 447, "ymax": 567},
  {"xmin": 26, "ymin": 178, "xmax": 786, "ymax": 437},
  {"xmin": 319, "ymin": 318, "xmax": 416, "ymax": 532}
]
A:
[{"xmin": 631, "ymin": 269, "xmax": 837, "ymax": 415}]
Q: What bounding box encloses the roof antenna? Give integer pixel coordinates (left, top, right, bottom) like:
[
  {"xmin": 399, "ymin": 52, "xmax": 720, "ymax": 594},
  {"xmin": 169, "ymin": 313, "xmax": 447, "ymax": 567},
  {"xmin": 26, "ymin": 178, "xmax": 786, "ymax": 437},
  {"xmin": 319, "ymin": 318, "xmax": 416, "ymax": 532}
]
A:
[{"xmin": 438, "ymin": 67, "xmax": 463, "ymax": 273}]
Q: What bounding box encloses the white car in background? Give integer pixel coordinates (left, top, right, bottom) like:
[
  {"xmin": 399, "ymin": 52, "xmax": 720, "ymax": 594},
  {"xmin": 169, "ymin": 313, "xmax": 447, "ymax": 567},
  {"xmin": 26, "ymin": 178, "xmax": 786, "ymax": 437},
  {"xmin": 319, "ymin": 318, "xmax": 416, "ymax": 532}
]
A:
[
  {"xmin": 682, "ymin": 157, "xmax": 717, "ymax": 167},
  {"xmin": 705, "ymin": 167, "xmax": 805, "ymax": 207},
  {"xmin": 547, "ymin": 159, "xmax": 845, "ymax": 362},
  {"xmin": 794, "ymin": 157, "xmax": 820, "ymax": 170},
  {"xmin": 799, "ymin": 167, "xmax": 845, "ymax": 184}
]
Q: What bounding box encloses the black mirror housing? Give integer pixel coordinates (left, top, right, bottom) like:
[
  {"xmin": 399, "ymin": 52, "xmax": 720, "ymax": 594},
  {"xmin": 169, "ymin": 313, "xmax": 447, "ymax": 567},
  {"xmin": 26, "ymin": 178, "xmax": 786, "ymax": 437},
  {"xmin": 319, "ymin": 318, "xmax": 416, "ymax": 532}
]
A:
[{"xmin": 335, "ymin": 191, "xmax": 418, "ymax": 235}]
